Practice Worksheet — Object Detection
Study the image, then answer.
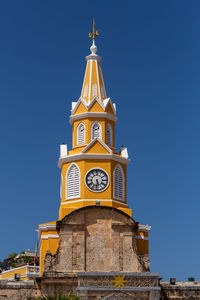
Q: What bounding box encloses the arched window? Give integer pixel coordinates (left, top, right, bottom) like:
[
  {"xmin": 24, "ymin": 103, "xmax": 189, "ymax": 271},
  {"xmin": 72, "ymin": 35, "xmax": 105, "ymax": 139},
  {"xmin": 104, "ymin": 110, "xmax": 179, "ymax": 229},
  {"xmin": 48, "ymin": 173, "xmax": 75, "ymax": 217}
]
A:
[
  {"xmin": 66, "ymin": 163, "xmax": 80, "ymax": 199},
  {"xmin": 77, "ymin": 123, "xmax": 85, "ymax": 145},
  {"xmin": 91, "ymin": 121, "xmax": 101, "ymax": 140},
  {"xmin": 113, "ymin": 164, "xmax": 124, "ymax": 201},
  {"xmin": 106, "ymin": 124, "xmax": 112, "ymax": 146}
]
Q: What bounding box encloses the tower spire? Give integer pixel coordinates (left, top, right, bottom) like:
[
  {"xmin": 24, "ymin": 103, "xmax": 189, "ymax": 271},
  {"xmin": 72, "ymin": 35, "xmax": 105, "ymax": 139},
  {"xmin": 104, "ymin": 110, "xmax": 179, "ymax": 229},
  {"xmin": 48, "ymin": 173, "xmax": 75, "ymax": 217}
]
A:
[{"xmin": 81, "ymin": 20, "xmax": 106, "ymax": 103}]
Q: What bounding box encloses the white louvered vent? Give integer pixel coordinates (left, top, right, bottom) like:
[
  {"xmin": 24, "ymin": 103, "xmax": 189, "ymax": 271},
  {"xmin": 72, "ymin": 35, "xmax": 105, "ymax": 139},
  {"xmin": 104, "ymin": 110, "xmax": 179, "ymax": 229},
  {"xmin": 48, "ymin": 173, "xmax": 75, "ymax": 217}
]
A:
[
  {"xmin": 77, "ymin": 123, "xmax": 85, "ymax": 145},
  {"xmin": 66, "ymin": 164, "xmax": 80, "ymax": 199},
  {"xmin": 106, "ymin": 124, "xmax": 112, "ymax": 146},
  {"xmin": 83, "ymin": 85, "xmax": 88, "ymax": 98},
  {"xmin": 101, "ymin": 85, "xmax": 105, "ymax": 98},
  {"xmin": 92, "ymin": 122, "xmax": 101, "ymax": 140},
  {"xmin": 114, "ymin": 165, "xmax": 124, "ymax": 201},
  {"xmin": 92, "ymin": 84, "xmax": 97, "ymax": 97}
]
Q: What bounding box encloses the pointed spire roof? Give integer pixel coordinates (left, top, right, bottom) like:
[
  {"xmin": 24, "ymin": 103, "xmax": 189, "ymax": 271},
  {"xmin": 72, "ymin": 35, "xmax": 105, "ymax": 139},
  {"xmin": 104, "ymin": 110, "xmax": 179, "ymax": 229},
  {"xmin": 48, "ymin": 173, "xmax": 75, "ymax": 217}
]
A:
[{"xmin": 81, "ymin": 21, "xmax": 107, "ymax": 103}]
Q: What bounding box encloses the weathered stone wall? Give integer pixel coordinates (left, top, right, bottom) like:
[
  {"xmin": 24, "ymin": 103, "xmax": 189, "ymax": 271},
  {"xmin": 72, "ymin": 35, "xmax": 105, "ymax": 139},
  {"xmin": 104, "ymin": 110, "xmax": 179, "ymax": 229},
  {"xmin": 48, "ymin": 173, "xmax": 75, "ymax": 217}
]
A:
[
  {"xmin": 161, "ymin": 281, "xmax": 200, "ymax": 300},
  {"xmin": 44, "ymin": 206, "xmax": 149, "ymax": 274},
  {"xmin": 0, "ymin": 280, "xmax": 40, "ymax": 300}
]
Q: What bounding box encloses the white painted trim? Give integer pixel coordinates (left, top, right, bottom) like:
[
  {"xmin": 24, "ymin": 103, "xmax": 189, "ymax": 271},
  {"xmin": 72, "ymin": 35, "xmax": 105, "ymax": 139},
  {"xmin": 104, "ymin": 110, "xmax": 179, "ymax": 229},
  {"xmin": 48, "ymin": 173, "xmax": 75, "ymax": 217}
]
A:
[
  {"xmin": 136, "ymin": 235, "xmax": 149, "ymax": 240},
  {"xmin": 39, "ymin": 224, "xmax": 56, "ymax": 230},
  {"xmin": 82, "ymin": 137, "xmax": 112, "ymax": 154},
  {"xmin": 84, "ymin": 167, "xmax": 110, "ymax": 193},
  {"xmin": 61, "ymin": 198, "xmax": 128, "ymax": 206},
  {"xmin": 138, "ymin": 224, "xmax": 151, "ymax": 232},
  {"xmin": 100, "ymin": 63, "xmax": 107, "ymax": 99},
  {"xmin": 70, "ymin": 112, "xmax": 118, "ymax": 124},
  {"xmin": 113, "ymin": 164, "xmax": 125, "ymax": 202},
  {"xmin": 1, "ymin": 265, "xmax": 39, "ymax": 274},
  {"xmin": 88, "ymin": 60, "xmax": 93, "ymax": 103},
  {"xmin": 58, "ymin": 153, "xmax": 130, "ymax": 168},
  {"xmin": 87, "ymin": 96, "xmax": 105, "ymax": 111},
  {"xmin": 103, "ymin": 98, "xmax": 116, "ymax": 115},
  {"xmin": 81, "ymin": 61, "xmax": 88, "ymax": 98},
  {"xmin": 91, "ymin": 121, "xmax": 102, "ymax": 141},
  {"xmin": 38, "ymin": 223, "xmax": 57, "ymax": 238},
  {"xmin": 71, "ymin": 97, "xmax": 88, "ymax": 115},
  {"xmin": 66, "ymin": 162, "xmax": 81, "ymax": 200},
  {"xmin": 72, "ymin": 143, "xmax": 88, "ymax": 149},
  {"xmin": 71, "ymin": 97, "xmax": 116, "ymax": 116},
  {"xmin": 41, "ymin": 234, "xmax": 59, "ymax": 239},
  {"xmin": 96, "ymin": 60, "xmax": 101, "ymax": 101}
]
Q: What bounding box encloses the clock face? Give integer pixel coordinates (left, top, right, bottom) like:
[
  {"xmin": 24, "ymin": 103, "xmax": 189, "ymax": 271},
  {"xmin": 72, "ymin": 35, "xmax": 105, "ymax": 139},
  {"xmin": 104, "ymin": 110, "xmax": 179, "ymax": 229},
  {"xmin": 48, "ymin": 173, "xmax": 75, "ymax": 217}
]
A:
[{"xmin": 85, "ymin": 168, "xmax": 109, "ymax": 192}]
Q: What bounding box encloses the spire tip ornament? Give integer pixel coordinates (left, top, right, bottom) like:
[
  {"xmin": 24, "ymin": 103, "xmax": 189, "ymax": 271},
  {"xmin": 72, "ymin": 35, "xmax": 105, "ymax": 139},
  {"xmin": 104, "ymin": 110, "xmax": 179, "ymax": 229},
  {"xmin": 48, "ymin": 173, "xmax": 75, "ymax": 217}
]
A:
[{"xmin": 89, "ymin": 19, "xmax": 99, "ymax": 55}]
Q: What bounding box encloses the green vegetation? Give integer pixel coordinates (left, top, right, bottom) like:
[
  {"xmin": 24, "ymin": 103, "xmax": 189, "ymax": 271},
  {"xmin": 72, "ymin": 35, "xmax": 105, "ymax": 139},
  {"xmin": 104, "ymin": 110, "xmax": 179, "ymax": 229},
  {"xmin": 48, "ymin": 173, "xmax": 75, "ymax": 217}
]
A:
[{"xmin": 7, "ymin": 253, "xmax": 17, "ymax": 259}]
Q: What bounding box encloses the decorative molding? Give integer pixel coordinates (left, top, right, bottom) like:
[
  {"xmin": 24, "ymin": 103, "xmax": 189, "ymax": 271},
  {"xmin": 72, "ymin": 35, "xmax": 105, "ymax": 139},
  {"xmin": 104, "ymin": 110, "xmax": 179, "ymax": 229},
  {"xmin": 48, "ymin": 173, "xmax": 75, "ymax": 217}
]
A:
[
  {"xmin": 41, "ymin": 234, "xmax": 59, "ymax": 239},
  {"xmin": 59, "ymin": 153, "xmax": 130, "ymax": 168},
  {"xmin": 81, "ymin": 137, "xmax": 112, "ymax": 154},
  {"xmin": 136, "ymin": 235, "xmax": 149, "ymax": 240},
  {"xmin": 70, "ymin": 112, "xmax": 118, "ymax": 124},
  {"xmin": 61, "ymin": 198, "xmax": 128, "ymax": 206},
  {"xmin": 138, "ymin": 224, "xmax": 151, "ymax": 232},
  {"xmin": 96, "ymin": 60, "xmax": 101, "ymax": 100}
]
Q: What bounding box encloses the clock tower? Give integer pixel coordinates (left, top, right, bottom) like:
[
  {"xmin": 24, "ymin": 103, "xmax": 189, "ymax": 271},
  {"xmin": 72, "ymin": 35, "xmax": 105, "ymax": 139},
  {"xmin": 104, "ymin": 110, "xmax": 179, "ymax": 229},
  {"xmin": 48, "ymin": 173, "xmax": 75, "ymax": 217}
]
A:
[
  {"xmin": 58, "ymin": 24, "xmax": 131, "ymax": 220},
  {"xmin": 38, "ymin": 22, "xmax": 150, "ymax": 277}
]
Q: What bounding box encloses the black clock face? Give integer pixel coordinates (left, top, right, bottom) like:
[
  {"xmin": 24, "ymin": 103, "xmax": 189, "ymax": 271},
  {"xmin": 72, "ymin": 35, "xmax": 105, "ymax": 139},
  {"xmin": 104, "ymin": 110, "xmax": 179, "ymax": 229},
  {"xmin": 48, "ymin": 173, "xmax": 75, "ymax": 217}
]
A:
[{"xmin": 85, "ymin": 169, "xmax": 109, "ymax": 192}]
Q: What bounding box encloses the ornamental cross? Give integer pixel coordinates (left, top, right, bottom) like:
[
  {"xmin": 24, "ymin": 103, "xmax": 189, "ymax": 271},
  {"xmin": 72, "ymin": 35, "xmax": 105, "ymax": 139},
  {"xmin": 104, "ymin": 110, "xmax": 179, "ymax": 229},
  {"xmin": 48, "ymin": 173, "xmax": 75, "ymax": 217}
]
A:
[{"xmin": 89, "ymin": 19, "xmax": 99, "ymax": 41}]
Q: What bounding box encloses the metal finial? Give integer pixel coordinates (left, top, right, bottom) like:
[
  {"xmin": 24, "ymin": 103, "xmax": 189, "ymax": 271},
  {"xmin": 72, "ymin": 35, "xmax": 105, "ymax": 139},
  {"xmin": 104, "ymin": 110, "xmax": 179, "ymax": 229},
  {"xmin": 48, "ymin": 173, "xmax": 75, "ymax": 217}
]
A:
[{"xmin": 89, "ymin": 19, "xmax": 99, "ymax": 41}]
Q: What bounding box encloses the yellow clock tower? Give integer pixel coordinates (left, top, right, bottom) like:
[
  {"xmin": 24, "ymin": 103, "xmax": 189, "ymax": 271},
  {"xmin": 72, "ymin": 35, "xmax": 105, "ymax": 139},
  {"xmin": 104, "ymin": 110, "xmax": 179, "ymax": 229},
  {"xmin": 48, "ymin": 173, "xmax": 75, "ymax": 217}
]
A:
[{"xmin": 38, "ymin": 22, "xmax": 150, "ymax": 276}]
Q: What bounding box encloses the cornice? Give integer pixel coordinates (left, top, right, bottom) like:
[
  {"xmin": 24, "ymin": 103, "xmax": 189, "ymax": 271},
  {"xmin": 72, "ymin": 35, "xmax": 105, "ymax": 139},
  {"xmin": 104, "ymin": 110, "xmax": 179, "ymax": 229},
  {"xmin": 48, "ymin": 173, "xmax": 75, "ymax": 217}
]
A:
[
  {"xmin": 69, "ymin": 112, "xmax": 118, "ymax": 124},
  {"xmin": 58, "ymin": 153, "xmax": 130, "ymax": 168}
]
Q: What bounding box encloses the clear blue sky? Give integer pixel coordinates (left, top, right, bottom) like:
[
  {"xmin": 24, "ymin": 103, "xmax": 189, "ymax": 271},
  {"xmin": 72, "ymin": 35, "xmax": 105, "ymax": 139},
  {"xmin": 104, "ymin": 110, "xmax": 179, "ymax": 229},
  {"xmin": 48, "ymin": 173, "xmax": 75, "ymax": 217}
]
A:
[{"xmin": 0, "ymin": 0, "xmax": 200, "ymax": 281}]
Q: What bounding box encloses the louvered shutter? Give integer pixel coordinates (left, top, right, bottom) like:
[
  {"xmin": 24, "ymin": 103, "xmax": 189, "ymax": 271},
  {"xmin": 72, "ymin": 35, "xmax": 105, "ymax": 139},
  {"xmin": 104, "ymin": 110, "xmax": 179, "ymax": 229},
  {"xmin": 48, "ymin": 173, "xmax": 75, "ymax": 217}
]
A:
[
  {"xmin": 114, "ymin": 165, "xmax": 124, "ymax": 201},
  {"xmin": 67, "ymin": 164, "xmax": 80, "ymax": 199},
  {"xmin": 83, "ymin": 85, "xmax": 88, "ymax": 98},
  {"xmin": 92, "ymin": 84, "xmax": 97, "ymax": 97},
  {"xmin": 92, "ymin": 122, "xmax": 100, "ymax": 140},
  {"xmin": 77, "ymin": 124, "xmax": 85, "ymax": 144},
  {"xmin": 106, "ymin": 124, "xmax": 112, "ymax": 146}
]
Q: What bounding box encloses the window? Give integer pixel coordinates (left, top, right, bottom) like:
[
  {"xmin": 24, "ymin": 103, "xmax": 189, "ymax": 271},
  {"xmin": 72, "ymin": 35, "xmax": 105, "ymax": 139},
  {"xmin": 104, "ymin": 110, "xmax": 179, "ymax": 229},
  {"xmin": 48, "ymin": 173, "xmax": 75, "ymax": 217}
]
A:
[
  {"xmin": 83, "ymin": 85, "xmax": 88, "ymax": 98},
  {"xmin": 106, "ymin": 124, "xmax": 112, "ymax": 146},
  {"xmin": 92, "ymin": 84, "xmax": 97, "ymax": 97},
  {"xmin": 113, "ymin": 164, "xmax": 124, "ymax": 201},
  {"xmin": 77, "ymin": 123, "xmax": 85, "ymax": 145},
  {"xmin": 91, "ymin": 122, "xmax": 101, "ymax": 140},
  {"xmin": 66, "ymin": 163, "xmax": 80, "ymax": 199}
]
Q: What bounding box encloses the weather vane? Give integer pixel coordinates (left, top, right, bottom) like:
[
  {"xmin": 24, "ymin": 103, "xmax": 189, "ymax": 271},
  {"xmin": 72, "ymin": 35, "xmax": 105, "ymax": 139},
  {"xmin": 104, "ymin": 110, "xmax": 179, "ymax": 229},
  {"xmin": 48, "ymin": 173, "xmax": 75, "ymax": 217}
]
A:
[{"xmin": 89, "ymin": 19, "xmax": 99, "ymax": 41}]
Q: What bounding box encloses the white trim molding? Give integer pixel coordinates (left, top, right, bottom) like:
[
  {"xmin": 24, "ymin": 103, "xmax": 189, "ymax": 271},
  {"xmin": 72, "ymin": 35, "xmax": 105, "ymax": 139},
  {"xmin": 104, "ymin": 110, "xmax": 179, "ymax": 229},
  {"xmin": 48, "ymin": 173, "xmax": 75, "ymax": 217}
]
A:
[
  {"xmin": 58, "ymin": 153, "xmax": 130, "ymax": 168},
  {"xmin": 61, "ymin": 198, "xmax": 128, "ymax": 206},
  {"xmin": 136, "ymin": 235, "xmax": 149, "ymax": 240},
  {"xmin": 70, "ymin": 112, "xmax": 118, "ymax": 125},
  {"xmin": 41, "ymin": 234, "xmax": 59, "ymax": 240},
  {"xmin": 82, "ymin": 137, "xmax": 112, "ymax": 154},
  {"xmin": 138, "ymin": 224, "xmax": 151, "ymax": 232}
]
